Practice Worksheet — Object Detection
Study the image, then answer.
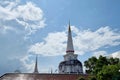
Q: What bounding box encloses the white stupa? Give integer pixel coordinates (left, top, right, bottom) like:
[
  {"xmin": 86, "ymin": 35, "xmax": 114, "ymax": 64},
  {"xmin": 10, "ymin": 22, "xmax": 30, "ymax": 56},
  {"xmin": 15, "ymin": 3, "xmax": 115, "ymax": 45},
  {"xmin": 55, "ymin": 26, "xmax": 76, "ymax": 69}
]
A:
[{"xmin": 58, "ymin": 22, "xmax": 83, "ymax": 74}]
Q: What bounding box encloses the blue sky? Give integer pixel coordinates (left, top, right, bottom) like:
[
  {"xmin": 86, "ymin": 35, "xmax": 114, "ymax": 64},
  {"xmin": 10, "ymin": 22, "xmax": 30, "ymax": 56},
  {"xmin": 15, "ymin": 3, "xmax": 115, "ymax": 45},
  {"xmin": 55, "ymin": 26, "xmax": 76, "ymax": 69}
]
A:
[{"xmin": 0, "ymin": 0, "xmax": 120, "ymax": 75}]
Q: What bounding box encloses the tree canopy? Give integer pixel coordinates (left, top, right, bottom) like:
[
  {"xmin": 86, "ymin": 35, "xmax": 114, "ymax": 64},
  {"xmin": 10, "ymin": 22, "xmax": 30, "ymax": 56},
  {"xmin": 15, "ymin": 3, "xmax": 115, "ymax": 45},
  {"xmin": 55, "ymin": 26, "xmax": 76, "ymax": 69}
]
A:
[
  {"xmin": 97, "ymin": 63, "xmax": 120, "ymax": 80},
  {"xmin": 84, "ymin": 55, "xmax": 120, "ymax": 80}
]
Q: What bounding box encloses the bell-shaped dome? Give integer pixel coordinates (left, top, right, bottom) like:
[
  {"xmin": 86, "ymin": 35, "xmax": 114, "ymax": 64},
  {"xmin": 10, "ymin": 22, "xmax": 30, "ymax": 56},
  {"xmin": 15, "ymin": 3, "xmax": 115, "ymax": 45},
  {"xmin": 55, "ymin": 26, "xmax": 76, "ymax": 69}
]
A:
[
  {"xmin": 59, "ymin": 59, "xmax": 83, "ymax": 74},
  {"xmin": 59, "ymin": 60, "xmax": 82, "ymax": 67}
]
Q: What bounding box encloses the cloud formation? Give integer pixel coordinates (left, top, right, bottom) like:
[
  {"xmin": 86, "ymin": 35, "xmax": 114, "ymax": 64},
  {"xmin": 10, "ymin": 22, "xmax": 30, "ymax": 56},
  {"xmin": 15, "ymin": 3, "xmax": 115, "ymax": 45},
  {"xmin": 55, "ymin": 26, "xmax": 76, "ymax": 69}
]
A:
[
  {"xmin": 93, "ymin": 51, "xmax": 107, "ymax": 58},
  {"xmin": 29, "ymin": 32, "xmax": 67, "ymax": 56},
  {"xmin": 19, "ymin": 54, "xmax": 35, "ymax": 72},
  {"xmin": 0, "ymin": 0, "xmax": 46, "ymax": 74},
  {"xmin": 29, "ymin": 26, "xmax": 120, "ymax": 56},
  {"xmin": 109, "ymin": 51, "xmax": 120, "ymax": 58},
  {"xmin": 92, "ymin": 50, "xmax": 120, "ymax": 60},
  {"xmin": 0, "ymin": 0, "xmax": 45, "ymax": 35}
]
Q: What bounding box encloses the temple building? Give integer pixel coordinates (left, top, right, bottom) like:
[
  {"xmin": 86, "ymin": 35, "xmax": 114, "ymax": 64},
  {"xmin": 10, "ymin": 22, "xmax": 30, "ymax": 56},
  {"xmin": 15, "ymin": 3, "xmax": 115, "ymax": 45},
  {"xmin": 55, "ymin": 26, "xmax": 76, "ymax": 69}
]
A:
[{"xmin": 59, "ymin": 22, "xmax": 83, "ymax": 74}]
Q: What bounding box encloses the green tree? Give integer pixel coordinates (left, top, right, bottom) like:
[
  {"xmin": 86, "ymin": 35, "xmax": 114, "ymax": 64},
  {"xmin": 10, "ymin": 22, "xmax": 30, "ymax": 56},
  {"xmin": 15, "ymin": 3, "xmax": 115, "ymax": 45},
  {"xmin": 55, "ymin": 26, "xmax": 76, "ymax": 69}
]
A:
[
  {"xmin": 97, "ymin": 64, "xmax": 120, "ymax": 80},
  {"xmin": 84, "ymin": 55, "xmax": 120, "ymax": 80},
  {"xmin": 108, "ymin": 57, "xmax": 119, "ymax": 65},
  {"xmin": 94, "ymin": 56, "xmax": 108, "ymax": 74},
  {"xmin": 84, "ymin": 56, "xmax": 97, "ymax": 74}
]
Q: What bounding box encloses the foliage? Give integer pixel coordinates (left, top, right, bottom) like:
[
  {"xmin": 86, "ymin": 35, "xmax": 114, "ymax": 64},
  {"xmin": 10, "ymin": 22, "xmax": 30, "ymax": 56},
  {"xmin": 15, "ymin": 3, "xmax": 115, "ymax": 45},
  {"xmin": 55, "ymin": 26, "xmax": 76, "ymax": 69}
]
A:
[
  {"xmin": 84, "ymin": 56, "xmax": 120, "ymax": 74},
  {"xmin": 84, "ymin": 56, "xmax": 97, "ymax": 74},
  {"xmin": 97, "ymin": 64, "xmax": 120, "ymax": 80},
  {"xmin": 84, "ymin": 55, "xmax": 120, "ymax": 80},
  {"xmin": 77, "ymin": 76, "xmax": 86, "ymax": 80}
]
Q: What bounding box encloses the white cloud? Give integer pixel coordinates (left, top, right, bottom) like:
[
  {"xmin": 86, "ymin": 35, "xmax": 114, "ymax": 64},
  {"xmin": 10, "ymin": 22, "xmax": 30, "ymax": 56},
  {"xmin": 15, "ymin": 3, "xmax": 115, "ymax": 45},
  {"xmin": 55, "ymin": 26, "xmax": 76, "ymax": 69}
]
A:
[
  {"xmin": 0, "ymin": 0, "xmax": 19, "ymax": 20},
  {"xmin": 109, "ymin": 51, "xmax": 120, "ymax": 59},
  {"xmin": 0, "ymin": 0, "xmax": 43, "ymax": 21},
  {"xmin": 15, "ymin": 2, "xmax": 43, "ymax": 21},
  {"xmin": 92, "ymin": 50, "xmax": 120, "ymax": 59},
  {"xmin": 19, "ymin": 54, "xmax": 56, "ymax": 73},
  {"xmin": 74, "ymin": 26, "xmax": 120, "ymax": 52},
  {"xmin": 93, "ymin": 51, "xmax": 107, "ymax": 58},
  {"xmin": 19, "ymin": 54, "xmax": 34, "ymax": 73},
  {"xmin": 0, "ymin": 25, "xmax": 17, "ymax": 34},
  {"xmin": 29, "ymin": 26, "xmax": 120, "ymax": 56},
  {"xmin": 29, "ymin": 32, "xmax": 67, "ymax": 56},
  {"xmin": 0, "ymin": 0, "xmax": 45, "ymax": 35}
]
